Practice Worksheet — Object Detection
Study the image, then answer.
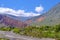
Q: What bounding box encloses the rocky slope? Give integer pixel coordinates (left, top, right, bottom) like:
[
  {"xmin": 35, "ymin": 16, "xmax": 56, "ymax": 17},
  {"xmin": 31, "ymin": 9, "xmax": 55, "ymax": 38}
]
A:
[
  {"xmin": 0, "ymin": 14, "xmax": 27, "ymax": 28},
  {"xmin": 26, "ymin": 3, "xmax": 60, "ymax": 26}
]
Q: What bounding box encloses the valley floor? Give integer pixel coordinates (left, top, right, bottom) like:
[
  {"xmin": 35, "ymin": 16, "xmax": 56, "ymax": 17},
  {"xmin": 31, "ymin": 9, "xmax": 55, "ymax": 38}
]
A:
[{"xmin": 0, "ymin": 31, "xmax": 55, "ymax": 40}]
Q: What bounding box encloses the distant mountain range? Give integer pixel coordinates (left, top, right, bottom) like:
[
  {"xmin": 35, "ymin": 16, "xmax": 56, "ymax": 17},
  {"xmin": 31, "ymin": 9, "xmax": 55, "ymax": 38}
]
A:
[
  {"xmin": 0, "ymin": 3, "xmax": 60, "ymax": 27},
  {"xmin": 0, "ymin": 14, "xmax": 27, "ymax": 28}
]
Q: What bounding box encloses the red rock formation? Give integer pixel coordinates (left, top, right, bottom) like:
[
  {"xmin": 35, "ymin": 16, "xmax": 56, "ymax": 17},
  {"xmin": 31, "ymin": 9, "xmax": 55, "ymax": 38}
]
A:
[
  {"xmin": 25, "ymin": 16, "xmax": 45, "ymax": 24},
  {"xmin": 1, "ymin": 15, "xmax": 27, "ymax": 28},
  {"xmin": 25, "ymin": 20, "xmax": 32, "ymax": 24},
  {"xmin": 35, "ymin": 16, "xmax": 45, "ymax": 22}
]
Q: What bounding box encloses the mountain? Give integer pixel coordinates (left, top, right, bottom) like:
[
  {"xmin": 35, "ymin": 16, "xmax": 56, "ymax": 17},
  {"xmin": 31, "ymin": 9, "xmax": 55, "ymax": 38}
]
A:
[
  {"xmin": 25, "ymin": 15, "xmax": 44, "ymax": 24},
  {"xmin": 0, "ymin": 3, "xmax": 60, "ymax": 27},
  {"xmin": 26, "ymin": 3, "xmax": 60, "ymax": 26},
  {"xmin": 6, "ymin": 14, "xmax": 31, "ymax": 21},
  {"xmin": 0, "ymin": 14, "xmax": 27, "ymax": 28}
]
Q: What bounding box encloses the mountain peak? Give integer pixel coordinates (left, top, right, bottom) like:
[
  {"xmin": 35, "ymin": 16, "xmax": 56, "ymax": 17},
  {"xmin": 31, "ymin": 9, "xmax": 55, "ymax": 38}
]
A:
[
  {"xmin": 57, "ymin": 2, "xmax": 60, "ymax": 5},
  {"xmin": 27, "ymin": 3, "xmax": 60, "ymax": 26},
  {"xmin": 54, "ymin": 2, "xmax": 60, "ymax": 8}
]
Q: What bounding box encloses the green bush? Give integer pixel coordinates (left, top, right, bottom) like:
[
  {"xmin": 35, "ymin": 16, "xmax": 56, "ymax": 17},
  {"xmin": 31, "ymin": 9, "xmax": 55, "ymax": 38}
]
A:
[{"xmin": 0, "ymin": 24, "xmax": 60, "ymax": 38}]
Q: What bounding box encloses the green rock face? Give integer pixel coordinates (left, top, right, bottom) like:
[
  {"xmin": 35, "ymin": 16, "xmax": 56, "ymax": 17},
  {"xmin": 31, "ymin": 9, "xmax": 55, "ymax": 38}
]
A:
[{"xmin": 31, "ymin": 3, "xmax": 60, "ymax": 26}]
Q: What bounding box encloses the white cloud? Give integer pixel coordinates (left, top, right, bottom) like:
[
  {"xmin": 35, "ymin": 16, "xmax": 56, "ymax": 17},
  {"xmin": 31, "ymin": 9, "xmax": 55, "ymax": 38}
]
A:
[
  {"xmin": 35, "ymin": 6, "xmax": 44, "ymax": 13},
  {"xmin": 0, "ymin": 7, "xmax": 41, "ymax": 17}
]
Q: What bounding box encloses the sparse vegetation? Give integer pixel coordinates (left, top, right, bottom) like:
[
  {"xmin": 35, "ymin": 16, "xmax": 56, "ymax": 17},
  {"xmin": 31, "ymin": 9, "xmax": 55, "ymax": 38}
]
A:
[
  {"xmin": 0, "ymin": 24, "xmax": 60, "ymax": 39},
  {"xmin": 0, "ymin": 38, "xmax": 9, "ymax": 40}
]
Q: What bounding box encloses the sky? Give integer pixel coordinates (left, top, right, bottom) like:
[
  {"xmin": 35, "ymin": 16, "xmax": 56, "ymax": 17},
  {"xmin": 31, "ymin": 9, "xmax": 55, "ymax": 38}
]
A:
[{"xmin": 0, "ymin": 0, "xmax": 60, "ymax": 17}]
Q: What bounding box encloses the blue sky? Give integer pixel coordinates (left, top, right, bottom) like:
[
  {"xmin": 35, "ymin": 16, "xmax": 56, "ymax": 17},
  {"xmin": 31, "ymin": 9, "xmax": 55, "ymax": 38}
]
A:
[{"xmin": 0, "ymin": 0, "xmax": 60, "ymax": 17}]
